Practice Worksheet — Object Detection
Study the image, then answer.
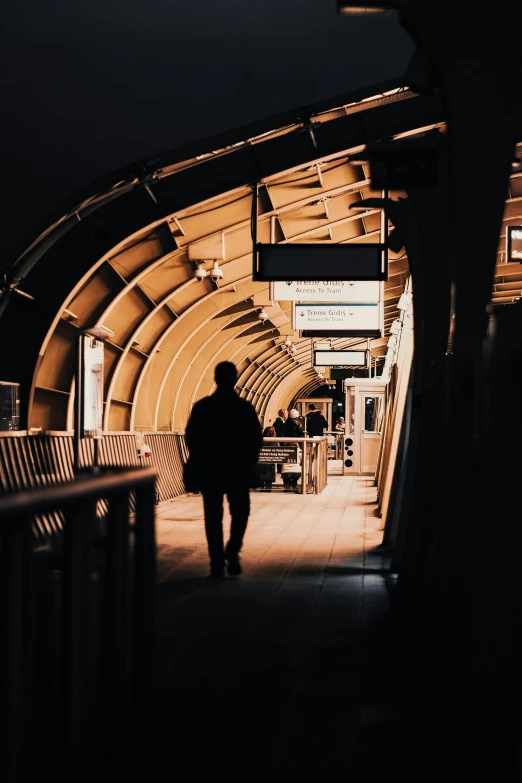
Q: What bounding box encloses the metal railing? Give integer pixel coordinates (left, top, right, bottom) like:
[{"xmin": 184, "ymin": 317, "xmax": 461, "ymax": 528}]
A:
[
  {"xmin": 0, "ymin": 431, "xmax": 187, "ymax": 539},
  {"xmin": 325, "ymin": 431, "xmax": 345, "ymax": 460},
  {"xmin": 260, "ymin": 436, "xmax": 328, "ymax": 494},
  {"xmin": 0, "ymin": 466, "xmax": 157, "ymax": 783}
]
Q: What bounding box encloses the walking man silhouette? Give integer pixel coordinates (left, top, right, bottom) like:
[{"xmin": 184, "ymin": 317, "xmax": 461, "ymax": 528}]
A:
[{"xmin": 185, "ymin": 361, "xmax": 263, "ymax": 578}]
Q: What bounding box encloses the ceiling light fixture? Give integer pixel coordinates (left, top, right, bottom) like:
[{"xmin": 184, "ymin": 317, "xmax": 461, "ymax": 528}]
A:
[
  {"xmin": 337, "ymin": 1, "xmax": 402, "ymax": 15},
  {"xmin": 397, "ymin": 291, "xmax": 412, "ymax": 311},
  {"xmin": 258, "ymin": 308, "xmax": 269, "ymax": 322}
]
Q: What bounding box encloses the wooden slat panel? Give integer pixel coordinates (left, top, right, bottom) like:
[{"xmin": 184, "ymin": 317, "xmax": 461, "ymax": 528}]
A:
[{"xmin": 0, "ymin": 432, "xmax": 189, "ymax": 541}]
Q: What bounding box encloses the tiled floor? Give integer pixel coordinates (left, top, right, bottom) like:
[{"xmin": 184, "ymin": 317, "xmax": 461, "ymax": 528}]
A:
[
  {"xmin": 147, "ymin": 475, "xmax": 416, "ymax": 781},
  {"xmin": 142, "ymin": 474, "xmax": 520, "ymax": 782}
]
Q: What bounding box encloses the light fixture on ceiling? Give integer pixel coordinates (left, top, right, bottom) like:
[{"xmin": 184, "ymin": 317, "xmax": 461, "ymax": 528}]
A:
[
  {"xmin": 337, "ymin": 1, "xmax": 403, "ymax": 15},
  {"xmin": 397, "ymin": 291, "xmax": 412, "ymax": 311},
  {"xmin": 284, "ymin": 337, "xmax": 297, "ymax": 354},
  {"xmin": 258, "ymin": 308, "xmax": 269, "ymax": 322},
  {"xmin": 194, "ymin": 262, "xmax": 208, "ymax": 282},
  {"xmin": 208, "ymin": 260, "xmax": 224, "ymax": 282}
]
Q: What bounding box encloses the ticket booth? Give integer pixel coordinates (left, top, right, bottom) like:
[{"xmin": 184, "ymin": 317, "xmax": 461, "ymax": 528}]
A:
[
  {"xmin": 295, "ymin": 398, "xmax": 333, "ymax": 434},
  {"xmin": 342, "ymin": 379, "xmax": 387, "ymax": 475}
]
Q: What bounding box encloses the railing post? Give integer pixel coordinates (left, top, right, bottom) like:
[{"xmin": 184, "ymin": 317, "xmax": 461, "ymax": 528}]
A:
[
  {"xmin": 1, "ymin": 515, "xmax": 31, "ymax": 783},
  {"xmin": 62, "ymin": 499, "xmax": 94, "ymax": 756},
  {"xmin": 102, "ymin": 490, "xmax": 130, "ymax": 727},
  {"xmin": 302, "ymin": 439, "xmax": 307, "ymax": 494},
  {"xmin": 131, "ymin": 479, "xmax": 157, "ymax": 721}
]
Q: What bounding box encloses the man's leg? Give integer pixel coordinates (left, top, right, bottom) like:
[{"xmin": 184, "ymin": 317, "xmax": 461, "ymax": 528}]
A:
[
  {"xmin": 224, "ymin": 484, "xmax": 250, "ymax": 575},
  {"xmin": 201, "ymin": 485, "xmax": 226, "ymax": 576}
]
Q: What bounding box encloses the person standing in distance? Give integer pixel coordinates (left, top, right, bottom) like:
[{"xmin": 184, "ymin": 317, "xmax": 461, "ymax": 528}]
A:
[
  {"xmin": 273, "ymin": 408, "xmax": 288, "ymax": 437},
  {"xmin": 305, "ymin": 403, "xmax": 329, "ymax": 437},
  {"xmin": 272, "ymin": 408, "xmax": 288, "ymax": 475},
  {"xmin": 185, "ymin": 361, "xmax": 263, "ymax": 578}
]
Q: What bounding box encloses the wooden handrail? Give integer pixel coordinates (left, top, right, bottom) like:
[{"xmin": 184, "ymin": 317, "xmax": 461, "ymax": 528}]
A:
[
  {"xmin": 0, "ymin": 467, "xmax": 156, "ymax": 517},
  {"xmin": 0, "ymin": 466, "xmax": 157, "ymax": 782}
]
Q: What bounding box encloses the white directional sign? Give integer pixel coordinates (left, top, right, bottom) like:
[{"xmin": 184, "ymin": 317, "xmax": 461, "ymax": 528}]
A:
[
  {"xmin": 272, "ymin": 280, "xmax": 380, "ymax": 302},
  {"xmin": 294, "ymin": 303, "xmax": 382, "ymax": 331},
  {"xmin": 314, "ymin": 349, "xmax": 367, "ymax": 366}
]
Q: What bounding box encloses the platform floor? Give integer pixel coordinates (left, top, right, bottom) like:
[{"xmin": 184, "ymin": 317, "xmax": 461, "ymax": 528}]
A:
[{"xmin": 145, "ymin": 475, "xmax": 519, "ymax": 782}]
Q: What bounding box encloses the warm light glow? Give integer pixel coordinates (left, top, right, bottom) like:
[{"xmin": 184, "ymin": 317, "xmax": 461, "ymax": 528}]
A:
[{"xmin": 337, "ymin": 1, "xmax": 399, "ymax": 14}]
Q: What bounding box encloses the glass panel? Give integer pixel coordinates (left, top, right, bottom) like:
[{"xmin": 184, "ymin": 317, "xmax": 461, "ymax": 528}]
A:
[
  {"xmin": 348, "ymin": 388, "xmax": 355, "ymax": 433},
  {"xmin": 364, "ymin": 396, "xmax": 383, "ymax": 433}
]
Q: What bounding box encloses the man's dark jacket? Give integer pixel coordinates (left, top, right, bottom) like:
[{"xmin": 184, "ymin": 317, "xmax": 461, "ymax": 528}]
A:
[
  {"xmin": 273, "ymin": 416, "xmax": 286, "ymax": 437},
  {"xmin": 305, "ymin": 410, "xmax": 328, "ymax": 437},
  {"xmin": 185, "ymin": 387, "xmax": 263, "ymax": 489}
]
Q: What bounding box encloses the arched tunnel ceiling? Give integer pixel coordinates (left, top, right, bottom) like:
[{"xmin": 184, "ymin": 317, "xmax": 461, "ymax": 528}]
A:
[{"xmin": 3, "ymin": 77, "xmax": 522, "ymax": 431}]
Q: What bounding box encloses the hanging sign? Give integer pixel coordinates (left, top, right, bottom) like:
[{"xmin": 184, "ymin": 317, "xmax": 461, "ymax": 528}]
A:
[
  {"xmin": 294, "ymin": 303, "xmax": 381, "ymax": 331},
  {"xmin": 313, "ymin": 350, "xmax": 367, "ymax": 366},
  {"xmin": 253, "ymin": 243, "xmax": 387, "ymax": 281},
  {"xmin": 272, "ymin": 280, "xmax": 380, "ymax": 302}
]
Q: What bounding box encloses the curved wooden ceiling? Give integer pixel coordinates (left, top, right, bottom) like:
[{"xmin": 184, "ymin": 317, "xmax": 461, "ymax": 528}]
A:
[{"xmin": 3, "ymin": 78, "xmax": 522, "ymax": 431}]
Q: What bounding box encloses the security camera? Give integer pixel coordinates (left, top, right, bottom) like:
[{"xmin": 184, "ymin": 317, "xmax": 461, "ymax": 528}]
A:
[
  {"xmin": 194, "ymin": 264, "xmax": 207, "ymax": 282},
  {"xmin": 208, "ymin": 261, "xmax": 224, "ymax": 282}
]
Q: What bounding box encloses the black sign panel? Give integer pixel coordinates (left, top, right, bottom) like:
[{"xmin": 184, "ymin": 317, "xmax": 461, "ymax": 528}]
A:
[
  {"xmin": 258, "ymin": 445, "xmax": 298, "ymax": 464},
  {"xmin": 330, "ymin": 368, "xmax": 358, "ymax": 380},
  {"xmin": 253, "ymin": 243, "xmax": 387, "ymax": 282}
]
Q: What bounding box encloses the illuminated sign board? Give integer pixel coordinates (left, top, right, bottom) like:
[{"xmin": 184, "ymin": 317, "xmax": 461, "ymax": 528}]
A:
[
  {"xmin": 272, "ymin": 280, "xmax": 380, "ymax": 302},
  {"xmin": 80, "ymin": 335, "xmax": 104, "ymax": 438},
  {"xmin": 258, "ymin": 445, "xmax": 298, "ymax": 464},
  {"xmin": 253, "ymin": 243, "xmax": 387, "ymax": 281},
  {"xmin": 506, "ymin": 226, "xmax": 522, "ymax": 262},
  {"xmin": 294, "ymin": 303, "xmax": 381, "ymax": 331},
  {"xmin": 314, "ymin": 350, "xmax": 366, "ymax": 366}
]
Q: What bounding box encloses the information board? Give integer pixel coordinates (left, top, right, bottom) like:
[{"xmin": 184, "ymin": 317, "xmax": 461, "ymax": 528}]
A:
[
  {"xmin": 295, "ymin": 303, "xmax": 381, "ymax": 331},
  {"xmin": 258, "ymin": 445, "xmax": 298, "ymax": 464},
  {"xmin": 272, "ymin": 280, "xmax": 380, "ymax": 302}
]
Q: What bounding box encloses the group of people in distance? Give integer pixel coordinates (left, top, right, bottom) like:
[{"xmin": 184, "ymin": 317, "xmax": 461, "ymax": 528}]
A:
[{"xmin": 257, "ymin": 403, "xmax": 331, "ymax": 493}]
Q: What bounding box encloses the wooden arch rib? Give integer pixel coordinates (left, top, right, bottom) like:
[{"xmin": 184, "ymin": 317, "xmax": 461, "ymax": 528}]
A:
[{"xmin": 32, "ymin": 126, "xmax": 455, "ymax": 430}]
